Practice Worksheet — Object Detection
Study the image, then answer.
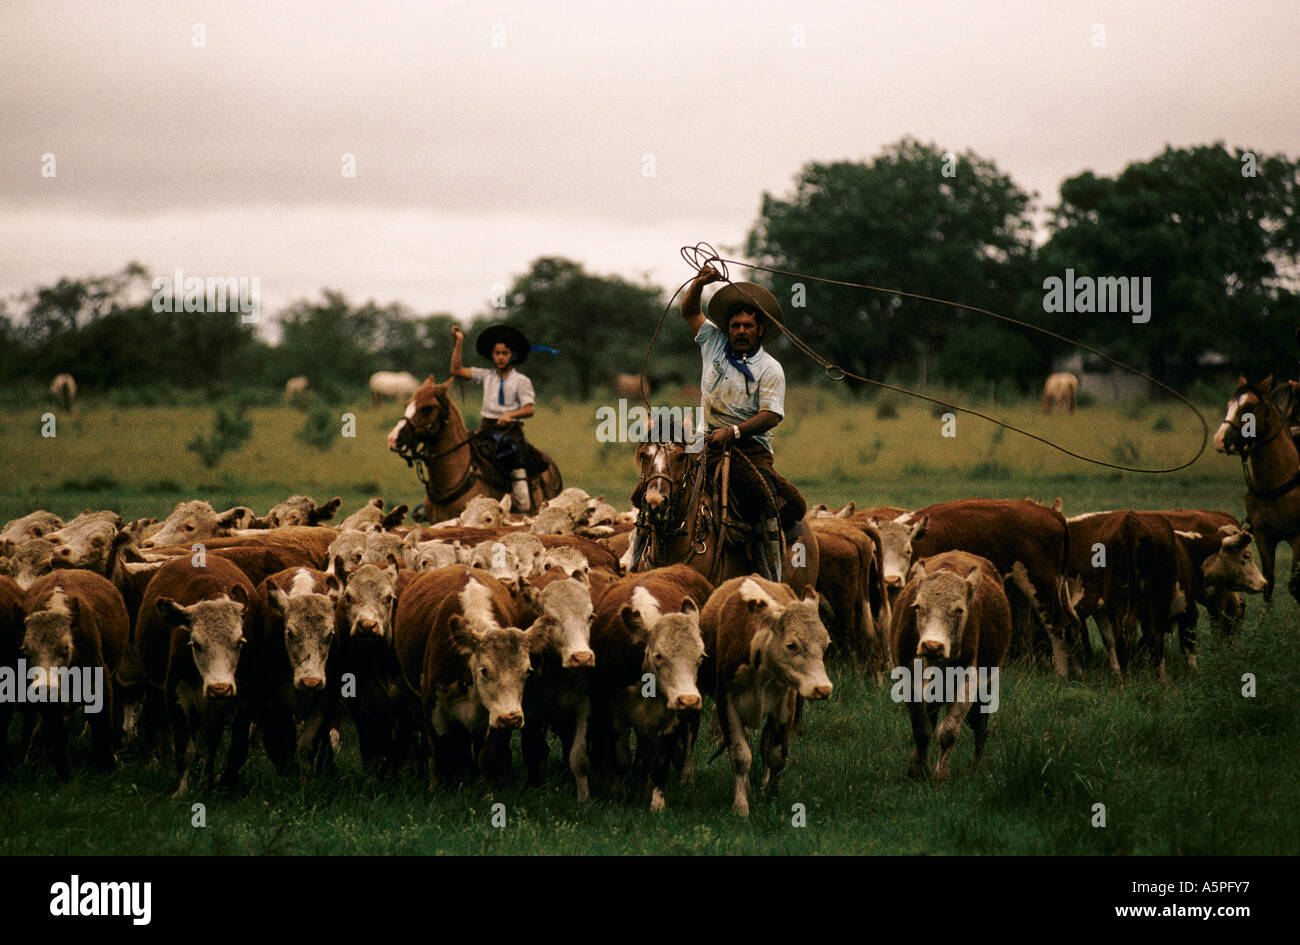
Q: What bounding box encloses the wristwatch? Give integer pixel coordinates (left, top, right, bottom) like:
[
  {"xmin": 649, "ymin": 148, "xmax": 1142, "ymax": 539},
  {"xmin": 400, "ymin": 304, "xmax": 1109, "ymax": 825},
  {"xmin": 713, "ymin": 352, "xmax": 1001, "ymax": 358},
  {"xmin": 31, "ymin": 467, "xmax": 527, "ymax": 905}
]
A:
[{"xmin": 731, "ymin": 425, "xmax": 741, "ymax": 440}]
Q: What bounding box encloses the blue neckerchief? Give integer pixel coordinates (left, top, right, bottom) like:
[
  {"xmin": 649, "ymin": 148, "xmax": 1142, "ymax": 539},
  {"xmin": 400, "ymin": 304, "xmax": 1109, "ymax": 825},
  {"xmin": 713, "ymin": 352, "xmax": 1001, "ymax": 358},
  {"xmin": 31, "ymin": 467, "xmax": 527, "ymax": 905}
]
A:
[{"xmin": 724, "ymin": 341, "xmax": 761, "ymax": 393}]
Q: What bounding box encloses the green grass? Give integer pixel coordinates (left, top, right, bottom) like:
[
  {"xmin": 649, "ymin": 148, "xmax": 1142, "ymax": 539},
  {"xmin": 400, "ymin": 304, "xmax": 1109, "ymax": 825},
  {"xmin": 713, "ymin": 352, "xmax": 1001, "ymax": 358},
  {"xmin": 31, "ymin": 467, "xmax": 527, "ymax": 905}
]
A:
[{"xmin": 2, "ymin": 391, "xmax": 1295, "ymax": 855}]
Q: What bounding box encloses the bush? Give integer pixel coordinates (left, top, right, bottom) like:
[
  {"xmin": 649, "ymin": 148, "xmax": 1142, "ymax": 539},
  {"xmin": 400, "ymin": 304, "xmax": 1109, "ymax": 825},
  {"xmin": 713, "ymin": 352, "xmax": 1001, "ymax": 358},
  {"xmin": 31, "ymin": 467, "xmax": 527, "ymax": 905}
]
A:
[
  {"xmin": 186, "ymin": 404, "xmax": 253, "ymax": 469},
  {"xmin": 296, "ymin": 407, "xmax": 338, "ymax": 452},
  {"xmin": 875, "ymin": 396, "xmax": 899, "ymax": 419}
]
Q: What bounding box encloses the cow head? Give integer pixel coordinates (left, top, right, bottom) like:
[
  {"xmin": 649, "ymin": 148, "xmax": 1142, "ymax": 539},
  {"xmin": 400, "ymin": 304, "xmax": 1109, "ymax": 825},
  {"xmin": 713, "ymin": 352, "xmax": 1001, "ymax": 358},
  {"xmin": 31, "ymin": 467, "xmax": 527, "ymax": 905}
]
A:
[
  {"xmin": 463, "ymin": 496, "xmax": 512, "ymax": 530},
  {"xmin": 21, "ymin": 591, "xmax": 78, "ymax": 700},
  {"xmin": 449, "ymin": 617, "xmax": 545, "ymax": 729},
  {"xmin": 1, "ymin": 510, "xmax": 64, "ymax": 545},
  {"xmin": 268, "ymin": 575, "xmax": 341, "ymax": 691},
  {"xmin": 5, "ymin": 538, "xmax": 54, "ymax": 589},
  {"xmin": 529, "ymin": 577, "xmax": 595, "ymax": 668},
  {"xmin": 909, "ymin": 561, "xmax": 981, "ymax": 662},
  {"xmin": 873, "ymin": 514, "xmax": 928, "ymax": 596},
  {"xmin": 46, "ymin": 511, "xmax": 125, "ymax": 573},
  {"xmin": 1202, "ymin": 527, "xmax": 1268, "ymax": 594},
  {"xmin": 622, "ymin": 597, "xmax": 705, "ymax": 711},
  {"xmin": 260, "ymin": 495, "xmax": 341, "ymax": 528},
  {"xmin": 142, "ymin": 501, "xmax": 255, "ymax": 549},
  {"xmin": 742, "ymin": 580, "xmax": 833, "ymax": 700},
  {"xmin": 157, "ymin": 592, "xmax": 249, "ymax": 699},
  {"xmin": 386, "ymin": 375, "xmax": 453, "ymax": 454},
  {"xmin": 336, "ymin": 562, "xmax": 398, "ymax": 643}
]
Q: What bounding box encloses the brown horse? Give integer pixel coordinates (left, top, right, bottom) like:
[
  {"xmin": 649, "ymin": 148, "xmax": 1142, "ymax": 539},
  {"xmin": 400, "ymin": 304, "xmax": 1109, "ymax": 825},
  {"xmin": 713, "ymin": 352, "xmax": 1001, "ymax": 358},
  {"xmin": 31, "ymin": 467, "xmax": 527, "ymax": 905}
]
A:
[
  {"xmin": 387, "ymin": 374, "xmax": 563, "ymax": 522},
  {"xmin": 629, "ymin": 438, "xmax": 817, "ymax": 596},
  {"xmin": 1214, "ymin": 374, "xmax": 1300, "ymax": 604}
]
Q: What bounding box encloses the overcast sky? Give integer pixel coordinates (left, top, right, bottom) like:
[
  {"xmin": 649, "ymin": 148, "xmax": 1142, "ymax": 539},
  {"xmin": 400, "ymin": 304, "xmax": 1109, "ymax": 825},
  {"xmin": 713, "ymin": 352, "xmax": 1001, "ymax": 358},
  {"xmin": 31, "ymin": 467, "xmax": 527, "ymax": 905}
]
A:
[{"xmin": 2, "ymin": 0, "xmax": 1296, "ymax": 325}]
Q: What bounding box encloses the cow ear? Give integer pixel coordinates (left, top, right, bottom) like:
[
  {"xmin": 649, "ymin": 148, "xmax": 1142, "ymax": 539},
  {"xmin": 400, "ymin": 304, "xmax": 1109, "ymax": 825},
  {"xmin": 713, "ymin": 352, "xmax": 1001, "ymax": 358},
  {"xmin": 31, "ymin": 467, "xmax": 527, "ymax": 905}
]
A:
[
  {"xmin": 383, "ymin": 505, "xmax": 408, "ymax": 529},
  {"xmin": 218, "ymin": 506, "xmax": 255, "ymax": 530},
  {"xmin": 745, "ymin": 596, "xmax": 768, "ymax": 615},
  {"xmin": 801, "ymin": 585, "xmax": 818, "ymax": 603},
  {"xmin": 267, "ymin": 586, "xmax": 288, "ymax": 616},
  {"xmin": 525, "ymin": 621, "xmax": 551, "ymax": 654},
  {"xmin": 157, "ymin": 597, "xmax": 189, "ymax": 628},
  {"xmin": 324, "ymin": 573, "xmax": 343, "ymax": 600},
  {"xmin": 329, "ymin": 554, "xmax": 347, "ymax": 583},
  {"xmin": 311, "ymin": 498, "xmax": 342, "ymax": 525},
  {"xmin": 911, "ymin": 560, "xmax": 928, "ymax": 584},
  {"xmin": 680, "ymin": 596, "xmax": 699, "ymax": 619},
  {"xmin": 964, "ymin": 567, "xmax": 983, "ymax": 599},
  {"xmin": 229, "ymin": 584, "xmax": 249, "ymax": 609},
  {"xmin": 570, "ymin": 568, "xmax": 589, "ymax": 585},
  {"xmin": 911, "ymin": 515, "xmax": 929, "ymax": 541},
  {"xmin": 499, "ymin": 495, "xmax": 512, "ymax": 514},
  {"xmin": 368, "ymin": 498, "xmax": 384, "ymax": 510},
  {"xmin": 620, "ymin": 605, "xmax": 647, "ymax": 643}
]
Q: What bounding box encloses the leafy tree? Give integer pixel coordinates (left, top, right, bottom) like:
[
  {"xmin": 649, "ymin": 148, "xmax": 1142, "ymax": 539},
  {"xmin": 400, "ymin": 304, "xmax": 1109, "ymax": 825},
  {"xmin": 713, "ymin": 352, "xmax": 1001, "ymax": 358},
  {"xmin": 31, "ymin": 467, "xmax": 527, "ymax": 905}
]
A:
[
  {"xmin": 1035, "ymin": 143, "xmax": 1300, "ymax": 388},
  {"xmin": 745, "ymin": 138, "xmax": 1038, "ymax": 392}
]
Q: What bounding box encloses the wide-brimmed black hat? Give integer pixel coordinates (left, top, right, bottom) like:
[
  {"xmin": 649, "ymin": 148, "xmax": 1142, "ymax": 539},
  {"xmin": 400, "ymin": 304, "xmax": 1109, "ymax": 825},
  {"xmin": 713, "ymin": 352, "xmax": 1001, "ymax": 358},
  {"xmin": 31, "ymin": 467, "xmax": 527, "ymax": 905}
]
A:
[
  {"xmin": 476, "ymin": 323, "xmax": 531, "ymax": 365},
  {"xmin": 707, "ymin": 282, "xmax": 785, "ymax": 337}
]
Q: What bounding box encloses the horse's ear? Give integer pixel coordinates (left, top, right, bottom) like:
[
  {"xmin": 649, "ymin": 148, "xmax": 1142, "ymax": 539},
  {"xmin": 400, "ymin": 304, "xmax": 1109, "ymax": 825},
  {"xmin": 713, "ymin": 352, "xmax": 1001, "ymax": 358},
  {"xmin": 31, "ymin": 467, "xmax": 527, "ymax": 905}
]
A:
[
  {"xmin": 424, "ymin": 375, "xmax": 437, "ymax": 386},
  {"xmin": 435, "ymin": 377, "xmax": 453, "ymax": 395},
  {"xmin": 1237, "ymin": 374, "xmax": 1249, "ymax": 388},
  {"xmin": 1262, "ymin": 374, "xmax": 1274, "ymax": 391}
]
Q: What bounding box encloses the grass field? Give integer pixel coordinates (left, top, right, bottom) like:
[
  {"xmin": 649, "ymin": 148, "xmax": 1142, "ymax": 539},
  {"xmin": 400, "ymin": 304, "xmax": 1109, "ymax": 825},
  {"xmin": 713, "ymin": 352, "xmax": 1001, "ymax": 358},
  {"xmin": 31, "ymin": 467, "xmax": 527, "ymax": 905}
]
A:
[{"xmin": 2, "ymin": 390, "xmax": 1297, "ymax": 855}]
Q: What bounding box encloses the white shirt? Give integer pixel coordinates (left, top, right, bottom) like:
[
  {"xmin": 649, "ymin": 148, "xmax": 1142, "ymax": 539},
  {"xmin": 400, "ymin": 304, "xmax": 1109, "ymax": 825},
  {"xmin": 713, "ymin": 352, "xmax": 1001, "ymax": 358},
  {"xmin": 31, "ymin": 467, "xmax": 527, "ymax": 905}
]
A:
[
  {"xmin": 688, "ymin": 320, "xmax": 786, "ymax": 454},
  {"xmin": 470, "ymin": 366, "xmax": 536, "ymax": 420}
]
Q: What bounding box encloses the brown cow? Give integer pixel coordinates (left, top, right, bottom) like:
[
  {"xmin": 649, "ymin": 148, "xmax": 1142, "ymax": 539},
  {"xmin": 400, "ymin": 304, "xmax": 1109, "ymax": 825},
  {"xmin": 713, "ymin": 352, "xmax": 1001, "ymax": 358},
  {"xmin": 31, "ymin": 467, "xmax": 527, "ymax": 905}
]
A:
[
  {"xmin": 334, "ymin": 560, "xmax": 412, "ymax": 775},
  {"xmin": 700, "ymin": 576, "xmax": 831, "ymax": 816},
  {"xmin": 253, "ymin": 568, "xmax": 343, "ymax": 777},
  {"xmin": 394, "ymin": 565, "xmax": 545, "ymax": 790},
  {"xmin": 518, "ymin": 572, "xmax": 598, "ymax": 798},
  {"xmin": 1064, "ymin": 511, "xmax": 1180, "ymax": 680},
  {"xmin": 588, "ymin": 565, "xmax": 713, "ymax": 810},
  {"xmin": 891, "ymin": 551, "xmax": 1010, "ymax": 781},
  {"xmin": 810, "ymin": 518, "xmax": 887, "ymax": 679},
  {"xmin": 894, "ymin": 500, "xmax": 1077, "ymax": 676},
  {"xmin": 136, "ymin": 556, "xmax": 257, "ymax": 795},
  {"xmin": 18, "ymin": 570, "xmax": 128, "ymax": 778}
]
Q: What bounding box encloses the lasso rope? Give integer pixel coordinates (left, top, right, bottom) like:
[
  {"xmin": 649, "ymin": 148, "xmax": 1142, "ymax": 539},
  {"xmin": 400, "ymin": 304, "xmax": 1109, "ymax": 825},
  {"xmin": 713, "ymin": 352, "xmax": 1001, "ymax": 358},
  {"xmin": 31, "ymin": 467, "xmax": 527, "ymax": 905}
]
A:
[{"xmin": 637, "ymin": 242, "xmax": 1209, "ymax": 474}]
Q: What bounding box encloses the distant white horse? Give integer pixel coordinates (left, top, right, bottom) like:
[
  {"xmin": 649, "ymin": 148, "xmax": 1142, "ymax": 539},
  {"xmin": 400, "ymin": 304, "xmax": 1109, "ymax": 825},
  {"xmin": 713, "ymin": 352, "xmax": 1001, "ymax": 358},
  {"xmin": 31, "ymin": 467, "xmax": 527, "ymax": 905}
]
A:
[
  {"xmin": 50, "ymin": 373, "xmax": 77, "ymax": 411},
  {"xmin": 284, "ymin": 376, "xmax": 309, "ymax": 401},
  {"xmin": 370, "ymin": 371, "xmax": 421, "ymax": 406}
]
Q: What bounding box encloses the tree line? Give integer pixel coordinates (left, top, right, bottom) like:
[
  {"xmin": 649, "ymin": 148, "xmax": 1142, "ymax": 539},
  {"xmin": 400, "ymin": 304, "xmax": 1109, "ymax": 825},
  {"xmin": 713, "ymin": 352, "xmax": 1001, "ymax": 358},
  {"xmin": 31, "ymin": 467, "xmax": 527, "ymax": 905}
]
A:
[{"xmin": 3, "ymin": 139, "xmax": 1296, "ymax": 402}]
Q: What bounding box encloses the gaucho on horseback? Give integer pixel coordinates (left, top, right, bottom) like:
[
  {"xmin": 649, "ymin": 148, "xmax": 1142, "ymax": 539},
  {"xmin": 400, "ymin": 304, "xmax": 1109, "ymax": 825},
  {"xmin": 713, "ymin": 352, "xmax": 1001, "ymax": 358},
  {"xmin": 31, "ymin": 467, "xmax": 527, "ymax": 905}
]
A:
[
  {"xmin": 629, "ymin": 264, "xmax": 808, "ymax": 581},
  {"xmin": 449, "ymin": 322, "xmax": 540, "ymax": 512}
]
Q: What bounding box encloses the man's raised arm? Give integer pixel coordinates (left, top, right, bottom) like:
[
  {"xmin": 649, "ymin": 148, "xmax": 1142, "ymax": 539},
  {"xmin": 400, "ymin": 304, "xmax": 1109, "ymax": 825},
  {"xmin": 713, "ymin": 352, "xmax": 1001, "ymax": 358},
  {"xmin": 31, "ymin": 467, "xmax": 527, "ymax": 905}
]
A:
[
  {"xmin": 682, "ymin": 265, "xmax": 721, "ymax": 335},
  {"xmin": 449, "ymin": 325, "xmax": 474, "ymax": 379}
]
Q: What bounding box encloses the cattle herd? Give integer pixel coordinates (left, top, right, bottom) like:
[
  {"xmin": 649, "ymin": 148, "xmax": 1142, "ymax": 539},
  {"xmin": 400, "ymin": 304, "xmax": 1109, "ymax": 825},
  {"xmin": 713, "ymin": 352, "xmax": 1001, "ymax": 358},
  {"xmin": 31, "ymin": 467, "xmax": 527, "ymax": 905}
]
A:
[{"xmin": 0, "ymin": 487, "xmax": 1271, "ymax": 815}]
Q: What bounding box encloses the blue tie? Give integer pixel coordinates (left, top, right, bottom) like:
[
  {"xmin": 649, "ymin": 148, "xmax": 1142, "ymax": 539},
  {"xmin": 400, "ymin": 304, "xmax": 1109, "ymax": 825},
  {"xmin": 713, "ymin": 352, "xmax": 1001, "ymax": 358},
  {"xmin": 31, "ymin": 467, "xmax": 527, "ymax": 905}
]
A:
[{"xmin": 498, "ymin": 377, "xmax": 505, "ymax": 406}]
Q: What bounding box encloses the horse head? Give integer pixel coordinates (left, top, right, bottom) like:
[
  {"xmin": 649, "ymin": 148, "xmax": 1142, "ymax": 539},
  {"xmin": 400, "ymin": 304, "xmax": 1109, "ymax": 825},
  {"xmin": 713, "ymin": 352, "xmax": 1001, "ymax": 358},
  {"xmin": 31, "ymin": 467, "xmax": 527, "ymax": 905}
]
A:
[
  {"xmin": 387, "ymin": 374, "xmax": 455, "ymax": 455},
  {"xmin": 1215, "ymin": 374, "xmax": 1280, "ymax": 455},
  {"xmin": 634, "ymin": 436, "xmax": 690, "ymax": 526}
]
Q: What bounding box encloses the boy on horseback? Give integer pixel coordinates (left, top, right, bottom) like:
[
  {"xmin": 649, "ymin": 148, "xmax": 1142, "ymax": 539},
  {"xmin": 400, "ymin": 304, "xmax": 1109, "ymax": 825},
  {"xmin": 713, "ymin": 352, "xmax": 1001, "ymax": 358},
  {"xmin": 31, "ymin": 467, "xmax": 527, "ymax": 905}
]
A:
[
  {"xmin": 450, "ymin": 323, "xmax": 537, "ymax": 512},
  {"xmin": 677, "ymin": 264, "xmax": 807, "ymax": 581}
]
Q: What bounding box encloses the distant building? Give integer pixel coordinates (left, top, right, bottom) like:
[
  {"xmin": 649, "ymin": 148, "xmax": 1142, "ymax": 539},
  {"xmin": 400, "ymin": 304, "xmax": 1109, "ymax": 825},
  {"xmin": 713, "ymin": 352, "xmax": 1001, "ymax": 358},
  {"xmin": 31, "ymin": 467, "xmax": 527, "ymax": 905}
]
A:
[{"xmin": 1051, "ymin": 353, "xmax": 1155, "ymax": 403}]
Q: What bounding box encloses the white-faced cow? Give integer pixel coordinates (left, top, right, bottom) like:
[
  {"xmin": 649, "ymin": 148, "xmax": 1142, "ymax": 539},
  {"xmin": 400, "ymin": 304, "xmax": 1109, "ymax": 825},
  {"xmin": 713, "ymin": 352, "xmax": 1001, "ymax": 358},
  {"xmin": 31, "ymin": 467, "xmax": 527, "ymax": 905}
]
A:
[
  {"xmin": 700, "ymin": 576, "xmax": 831, "ymax": 816},
  {"xmin": 19, "ymin": 570, "xmax": 128, "ymax": 779},
  {"xmin": 891, "ymin": 551, "xmax": 1010, "ymax": 782},
  {"xmin": 136, "ymin": 556, "xmax": 257, "ymax": 795},
  {"xmin": 588, "ymin": 565, "xmax": 713, "ymax": 810},
  {"xmin": 394, "ymin": 565, "xmax": 545, "ymax": 791}
]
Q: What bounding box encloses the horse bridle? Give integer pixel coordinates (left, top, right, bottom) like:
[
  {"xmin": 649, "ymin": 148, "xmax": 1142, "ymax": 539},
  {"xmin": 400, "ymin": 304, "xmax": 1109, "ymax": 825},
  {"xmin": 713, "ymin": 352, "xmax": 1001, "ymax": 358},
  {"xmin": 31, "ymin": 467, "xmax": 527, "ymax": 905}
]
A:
[
  {"xmin": 1224, "ymin": 392, "xmax": 1300, "ymax": 498},
  {"xmin": 392, "ymin": 398, "xmax": 484, "ymax": 502}
]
